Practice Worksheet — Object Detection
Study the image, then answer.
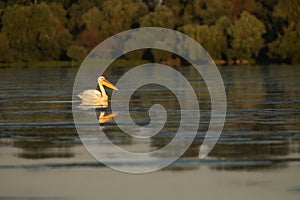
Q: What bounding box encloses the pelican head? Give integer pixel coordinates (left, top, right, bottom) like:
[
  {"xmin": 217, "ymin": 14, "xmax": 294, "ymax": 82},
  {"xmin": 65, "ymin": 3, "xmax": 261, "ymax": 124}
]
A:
[{"xmin": 97, "ymin": 76, "xmax": 118, "ymax": 91}]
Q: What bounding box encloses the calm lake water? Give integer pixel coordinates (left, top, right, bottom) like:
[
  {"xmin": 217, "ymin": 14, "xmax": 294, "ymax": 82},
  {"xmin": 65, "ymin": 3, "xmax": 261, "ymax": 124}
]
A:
[{"xmin": 0, "ymin": 65, "xmax": 299, "ymax": 199}]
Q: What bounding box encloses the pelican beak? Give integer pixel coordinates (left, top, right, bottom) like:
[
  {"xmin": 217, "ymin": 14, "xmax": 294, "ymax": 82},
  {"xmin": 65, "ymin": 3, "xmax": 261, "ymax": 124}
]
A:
[{"xmin": 101, "ymin": 79, "xmax": 119, "ymax": 90}]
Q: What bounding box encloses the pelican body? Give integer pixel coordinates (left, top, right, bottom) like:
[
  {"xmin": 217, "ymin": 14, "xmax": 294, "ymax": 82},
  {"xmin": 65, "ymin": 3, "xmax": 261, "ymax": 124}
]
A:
[{"xmin": 77, "ymin": 76, "xmax": 118, "ymax": 105}]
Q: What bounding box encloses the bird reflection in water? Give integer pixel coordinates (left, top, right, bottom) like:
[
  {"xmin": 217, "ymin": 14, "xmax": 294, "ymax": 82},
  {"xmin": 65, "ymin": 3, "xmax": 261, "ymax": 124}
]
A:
[{"xmin": 97, "ymin": 110, "xmax": 116, "ymax": 124}]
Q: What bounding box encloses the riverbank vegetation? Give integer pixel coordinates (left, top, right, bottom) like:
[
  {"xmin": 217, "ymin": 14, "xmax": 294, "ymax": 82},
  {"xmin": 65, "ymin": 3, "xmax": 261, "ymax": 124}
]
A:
[{"xmin": 0, "ymin": 0, "xmax": 299, "ymax": 66}]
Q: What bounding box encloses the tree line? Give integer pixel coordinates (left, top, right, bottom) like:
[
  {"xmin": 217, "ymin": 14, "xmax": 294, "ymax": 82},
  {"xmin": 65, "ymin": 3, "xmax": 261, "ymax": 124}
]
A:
[{"xmin": 0, "ymin": 0, "xmax": 299, "ymax": 65}]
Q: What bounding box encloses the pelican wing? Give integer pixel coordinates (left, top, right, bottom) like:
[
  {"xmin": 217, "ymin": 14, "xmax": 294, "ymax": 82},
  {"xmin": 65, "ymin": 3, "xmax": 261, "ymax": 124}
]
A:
[{"xmin": 77, "ymin": 89, "xmax": 102, "ymax": 102}]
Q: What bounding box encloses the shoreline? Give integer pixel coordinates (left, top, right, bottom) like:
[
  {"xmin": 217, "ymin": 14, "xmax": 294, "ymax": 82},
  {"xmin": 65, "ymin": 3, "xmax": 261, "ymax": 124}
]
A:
[{"xmin": 0, "ymin": 59, "xmax": 295, "ymax": 68}]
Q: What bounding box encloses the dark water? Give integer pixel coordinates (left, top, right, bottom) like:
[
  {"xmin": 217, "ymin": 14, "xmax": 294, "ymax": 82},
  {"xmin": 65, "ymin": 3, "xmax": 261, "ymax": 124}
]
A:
[{"xmin": 0, "ymin": 65, "xmax": 300, "ymax": 171}]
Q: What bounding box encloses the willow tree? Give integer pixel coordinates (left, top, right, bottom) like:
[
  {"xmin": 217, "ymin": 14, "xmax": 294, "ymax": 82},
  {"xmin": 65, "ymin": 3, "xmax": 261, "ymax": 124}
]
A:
[
  {"xmin": 267, "ymin": 0, "xmax": 300, "ymax": 63},
  {"xmin": 0, "ymin": 33, "xmax": 12, "ymax": 62},
  {"xmin": 139, "ymin": 5, "xmax": 177, "ymax": 62},
  {"xmin": 100, "ymin": 0, "xmax": 148, "ymax": 36},
  {"xmin": 79, "ymin": 7, "xmax": 104, "ymax": 50},
  {"xmin": 67, "ymin": 0, "xmax": 96, "ymax": 33},
  {"xmin": 273, "ymin": 0, "xmax": 300, "ymax": 23},
  {"xmin": 67, "ymin": 45, "xmax": 87, "ymax": 62},
  {"xmin": 49, "ymin": 2, "xmax": 72, "ymax": 60},
  {"xmin": 179, "ymin": 24, "xmax": 210, "ymax": 62},
  {"xmin": 139, "ymin": 5, "xmax": 175, "ymax": 29},
  {"xmin": 196, "ymin": 0, "xmax": 232, "ymax": 25},
  {"xmin": 268, "ymin": 0, "xmax": 300, "ymax": 64},
  {"xmin": 207, "ymin": 16, "xmax": 232, "ymax": 60},
  {"xmin": 231, "ymin": 11, "xmax": 265, "ymax": 62},
  {"xmin": 1, "ymin": 3, "xmax": 57, "ymax": 62}
]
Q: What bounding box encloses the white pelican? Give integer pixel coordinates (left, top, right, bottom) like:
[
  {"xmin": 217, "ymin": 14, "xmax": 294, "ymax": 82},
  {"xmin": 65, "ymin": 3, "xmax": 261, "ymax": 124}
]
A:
[{"xmin": 77, "ymin": 76, "xmax": 118, "ymax": 106}]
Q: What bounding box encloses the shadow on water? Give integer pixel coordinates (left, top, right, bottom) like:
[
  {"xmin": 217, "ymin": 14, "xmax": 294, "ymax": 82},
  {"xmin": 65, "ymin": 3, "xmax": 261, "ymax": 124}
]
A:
[{"xmin": 0, "ymin": 65, "xmax": 299, "ymax": 171}]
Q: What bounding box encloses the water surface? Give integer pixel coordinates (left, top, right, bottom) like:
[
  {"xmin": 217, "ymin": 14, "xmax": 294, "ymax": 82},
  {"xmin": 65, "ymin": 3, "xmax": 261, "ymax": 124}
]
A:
[{"xmin": 0, "ymin": 65, "xmax": 299, "ymax": 199}]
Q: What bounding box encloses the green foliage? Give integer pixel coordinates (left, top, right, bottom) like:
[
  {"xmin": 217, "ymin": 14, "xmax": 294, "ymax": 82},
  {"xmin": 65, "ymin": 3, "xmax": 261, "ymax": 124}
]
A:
[
  {"xmin": 139, "ymin": 5, "xmax": 175, "ymax": 29},
  {"xmin": 100, "ymin": 0, "xmax": 147, "ymax": 36},
  {"xmin": 179, "ymin": 24, "xmax": 211, "ymax": 61},
  {"xmin": 212, "ymin": 16, "xmax": 233, "ymax": 59},
  {"xmin": 180, "ymin": 24, "xmax": 209, "ymax": 45},
  {"xmin": 0, "ymin": 32, "xmax": 12, "ymax": 62},
  {"xmin": 194, "ymin": 0, "xmax": 232, "ymax": 25},
  {"xmin": 266, "ymin": 0, "xmax": 300, "ymax": 64},
  {"xmin": 67, "ymin": 45, "xmax": 87, "ymax": 61},
  {"xmin": 82, "ymin": 7, "xmax": 103, "ymax": 31},
  {"xmin": 49, "ymin": 2, "xmax": 67, "ymax": 26},
  {"xmin": 152, "ymin": 49, "xmax": 173, "ymax": 63},
  {"xmin": 123, "ymin": 50, "xmax": 145, "ymax": 61},
  {"xmin": 142, "ymin": 0, "xmax": 160, "ymax": 11},
  {"xmin": 1, "ymin": 3, "xmax": 57, "ymax": 62},
  {"xmin": 1, "ymin": 5, "xmax": 34, "ymax": 61},
  {"xmin": 231, "ymin": 11, "xmax": 266, "ymax": 61},
  {"xmin": 268, "ymin": 23, "xmax": 300, "ymax": 64},
  {"xmin": 0, "ymin": 0, "xmax": 299, "ymax": 64},
  {"xmin": 67, "ymin": 0, "xmax": 95, "ymax": 33},
  {"xmin": 273, "ymin": 0, "xmax": 300, "ymax": 23}
]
